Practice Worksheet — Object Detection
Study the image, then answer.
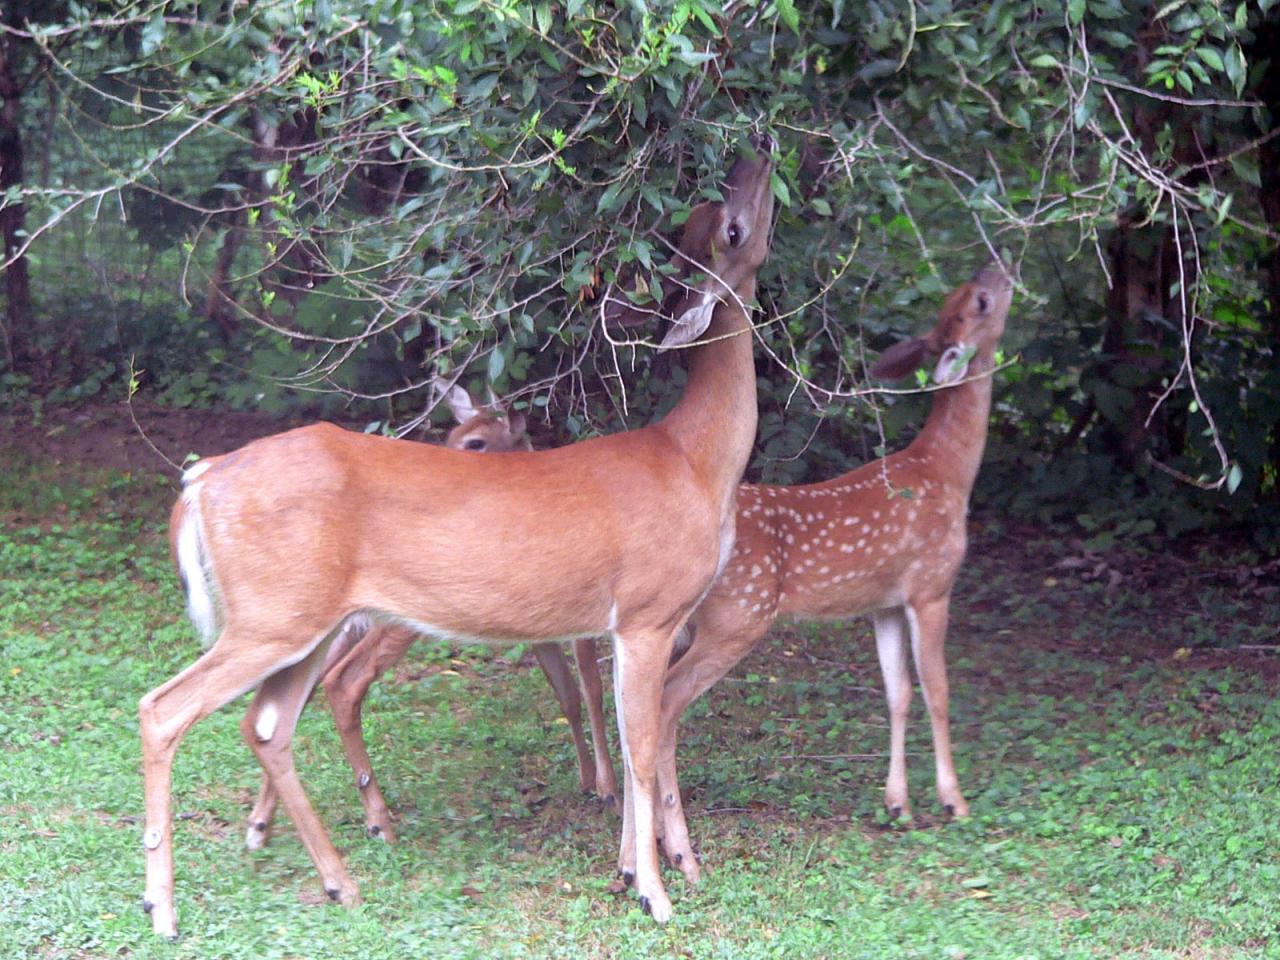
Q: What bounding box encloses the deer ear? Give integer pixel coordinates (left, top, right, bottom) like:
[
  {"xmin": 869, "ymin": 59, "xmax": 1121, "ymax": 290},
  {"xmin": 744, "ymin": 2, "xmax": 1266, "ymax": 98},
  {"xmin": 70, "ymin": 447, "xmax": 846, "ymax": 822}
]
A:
[
  {"xmin": 444, "ymin": 384, "xmax": 479, "ymax": 424},
  {"xmin": 869, "ymin": 338, "xmax": 929, "ymax": 380},
  {"xmin": 658, "ymin": 293, "xmax": 717, "ymax": 349},
  {"xmin": 506, "ymin": 411, "xmax": 527, "ymax": 439},
  {"xmin": 602, "ymin": 283, "xmax": 665, "ymax": 327}
]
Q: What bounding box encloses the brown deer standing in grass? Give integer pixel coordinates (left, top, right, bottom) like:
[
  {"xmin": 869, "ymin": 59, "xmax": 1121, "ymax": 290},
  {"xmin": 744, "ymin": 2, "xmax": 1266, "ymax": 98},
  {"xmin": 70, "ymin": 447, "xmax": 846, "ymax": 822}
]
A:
[
  {"xmin": 241, "ymin": 384, "xmax": 618, "ymax": 853},
  {"xmin": 648, "ymin": 261, "xmax": 1014, "ymax": 882},
  {"xmin": 138, "ymin": 146, "xmax": 774, "ymax": 937}
]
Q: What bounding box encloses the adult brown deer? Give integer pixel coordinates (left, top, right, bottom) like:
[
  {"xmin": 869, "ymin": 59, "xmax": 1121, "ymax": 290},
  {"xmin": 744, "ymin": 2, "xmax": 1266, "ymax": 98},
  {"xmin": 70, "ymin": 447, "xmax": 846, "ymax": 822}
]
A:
[
  {"xmin": 138, "ymin": 146, "xmax": 774, "ymax": 937},
  {"xmin": 241, "ymin": 385, "xmax": 618, "ymax": 853},
  {"xmin": 648, "ymin": 261, "xmax": 1014, "ymax": 882}
]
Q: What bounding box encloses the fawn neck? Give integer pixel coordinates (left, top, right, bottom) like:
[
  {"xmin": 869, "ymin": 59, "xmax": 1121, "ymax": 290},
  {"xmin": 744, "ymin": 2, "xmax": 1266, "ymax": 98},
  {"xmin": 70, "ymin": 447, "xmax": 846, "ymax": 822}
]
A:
[
  {"xmin": 657, "ymin": 291, "xmax": 759, "ymax": 502},
  {"xmin": 907, "ymin": 346, "xmax": 995, "ymax": 495}
]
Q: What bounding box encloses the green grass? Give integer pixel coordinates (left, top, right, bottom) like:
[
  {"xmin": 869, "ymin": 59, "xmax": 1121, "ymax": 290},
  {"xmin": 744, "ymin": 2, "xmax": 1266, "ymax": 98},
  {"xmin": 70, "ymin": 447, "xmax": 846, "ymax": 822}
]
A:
[{"xmin": 2, "ymin": 447, "xmax": 1278, "ymax": 958}]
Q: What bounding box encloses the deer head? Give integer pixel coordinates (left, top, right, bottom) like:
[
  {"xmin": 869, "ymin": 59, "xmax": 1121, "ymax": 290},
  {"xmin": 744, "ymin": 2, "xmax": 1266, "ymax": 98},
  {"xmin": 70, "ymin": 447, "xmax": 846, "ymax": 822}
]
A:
[
  {"xmin": 442, "ymin": 383, "xmax": 530, "ymax": 453},
  {"xmin": 605, "ymin": 147, "xmax": 774, "ymax": 348},
  {"xmin": 870, "ymin": 260, "xmax": 1014, "ymax": 383}
]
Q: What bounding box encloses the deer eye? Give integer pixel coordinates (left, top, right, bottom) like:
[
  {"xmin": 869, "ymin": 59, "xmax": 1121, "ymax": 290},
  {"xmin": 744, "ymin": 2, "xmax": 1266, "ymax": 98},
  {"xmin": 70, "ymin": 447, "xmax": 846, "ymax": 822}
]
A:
[
  {"xmin": 977, "ymin": 292, "xmax": 990, "ymax": 313},
  {"xmin": 464, "ymin": 438, "xmax": 486, "ymax": 451},
  {"xmin": 727, "ymin": 223, "xmax": 743, "ymax": 247}
]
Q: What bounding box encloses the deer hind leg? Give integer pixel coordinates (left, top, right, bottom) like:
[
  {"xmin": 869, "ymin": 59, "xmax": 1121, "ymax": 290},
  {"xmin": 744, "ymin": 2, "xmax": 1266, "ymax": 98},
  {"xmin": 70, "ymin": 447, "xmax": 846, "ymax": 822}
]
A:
[
  {"xmin": 531, "ymin": 642, "xmax": 595, "ymax": 795},
  {"xmin": 321, "ymin": 623, "xmax": 417, "ymax": 843},
  {"xmin": 873, "ymin": 608, "xmax": 914, "ymax": 819},
  {"xmin": 908, "ymin": 597, "xmax": 968, "ymax": 818},
  {"xmin": 138, "ymin": 634, "xmax": 326, "ymax": 939},
  {"xmin": 244, "ymin": 620, "xmax": 370, "ymax": 851},
  {"xmin": 573, "ymin": 637, "xmax": 618, "ymax": 807},
  {"xmin": 613, "ymin": 625, "xmax": 680, "ymax": 923},
  {"xmin": 241, "ymin": 633, "xmax": 361, "ymax": 908}
]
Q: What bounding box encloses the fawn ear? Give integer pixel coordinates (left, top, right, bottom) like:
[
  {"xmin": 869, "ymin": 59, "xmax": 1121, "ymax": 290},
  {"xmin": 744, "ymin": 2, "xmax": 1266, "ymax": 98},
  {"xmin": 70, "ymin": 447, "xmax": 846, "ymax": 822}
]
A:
[
  {"xmin": 931, "ymin": 343, "xmax": 972, "ymax": 385},
  {"xmin": 869, "ymin": 338, "xmax": 929, "ymax": 380},
  {"xmin": 443, "ymin": 384, "xmax": 480, "ymax": 425},
  {"xmin": 506, "ymin": 411, "xmax": 527, "ymax": 439}
]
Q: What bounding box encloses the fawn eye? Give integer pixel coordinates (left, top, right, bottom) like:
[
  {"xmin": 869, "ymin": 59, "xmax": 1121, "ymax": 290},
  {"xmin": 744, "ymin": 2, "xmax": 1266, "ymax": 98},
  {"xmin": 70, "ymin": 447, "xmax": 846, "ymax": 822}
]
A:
[
  {"xmin": 727, "ymin": 223, "xmax": 742, "ymax": 247},
  {"xmin": 464, "ymin": 438, "xmax": 486, "ymax": 451}
]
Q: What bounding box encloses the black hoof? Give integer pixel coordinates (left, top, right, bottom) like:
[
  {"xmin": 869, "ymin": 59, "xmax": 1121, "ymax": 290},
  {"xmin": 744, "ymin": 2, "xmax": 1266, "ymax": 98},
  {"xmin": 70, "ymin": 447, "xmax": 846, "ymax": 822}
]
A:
[
  {"xmin": 142, "ymin": 898, "xmax": 154, "ymax": 914},
  {"xmin": 889, "ymin": 805, "xmax": 903, "ymax": 819},
  {"xmin": 326, "ymin": 888, "xmax": 342, "ymax": 902},
  {"xmin": 367, "ymin": 824, "xmax": 382, "ymax": 838},
  {"xmin": 944, "ymin": 804, "xmax": 956, "ymax": 817},
  {"xmin": 166, "ymin": 933, "xmax": 180, "ymax": 943},
  {"xmin": 639, "ymin": 895, "xmax": 651, "ymax": 915},
  {"xmin": 358, "ymin": 773, "xmax": 371, "ymax": 789},
  {"xmin": 621, "ymin": 870, "xmax": 634, "ymax": 888},
  {"xmin": 603, "ymin": 794, "xmax": 617, "ymax": 808}
]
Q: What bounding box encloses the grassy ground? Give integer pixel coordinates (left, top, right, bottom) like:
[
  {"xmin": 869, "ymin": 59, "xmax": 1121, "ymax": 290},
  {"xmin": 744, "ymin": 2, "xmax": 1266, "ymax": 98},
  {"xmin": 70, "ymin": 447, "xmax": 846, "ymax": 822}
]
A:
[{"xmin": 2, "ymin": 438, "xmax": 1279, "ymax": 959}]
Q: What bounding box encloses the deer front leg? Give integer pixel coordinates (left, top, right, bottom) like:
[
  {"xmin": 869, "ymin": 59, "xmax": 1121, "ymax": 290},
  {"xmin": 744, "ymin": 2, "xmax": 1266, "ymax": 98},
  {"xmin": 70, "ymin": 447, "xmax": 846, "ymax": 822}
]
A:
[
  {"xmin": 531, "ymin": 642, "xmax": 596, "ymax": 795},
  {"xmin": 325, "ymin": 624, "xmax": 418, "ymax": 841},
  {"xmin": 573, "ymin": 636, "xmax": 618, "ymax": 806},
  {"xmin": 613, "ymin": 626, "xmax": 678, "ymax": 922},
  {"xmin": 873, "ymin": 608, "xmax": 914, "ymax": 819},
  {"xmin": 651, "ymin": 616, "xmax": 767, "ymax": 885},
  {"xmin": 908, "ymin": 597, "xmax": 968, "ymax": 818}
]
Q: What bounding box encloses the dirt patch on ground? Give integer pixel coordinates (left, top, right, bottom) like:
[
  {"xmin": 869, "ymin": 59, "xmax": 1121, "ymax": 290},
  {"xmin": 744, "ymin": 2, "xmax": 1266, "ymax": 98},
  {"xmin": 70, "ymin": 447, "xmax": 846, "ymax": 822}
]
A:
[{"xmin": 1, "ymin": 400, "xmax": 336, "ymax": 478}]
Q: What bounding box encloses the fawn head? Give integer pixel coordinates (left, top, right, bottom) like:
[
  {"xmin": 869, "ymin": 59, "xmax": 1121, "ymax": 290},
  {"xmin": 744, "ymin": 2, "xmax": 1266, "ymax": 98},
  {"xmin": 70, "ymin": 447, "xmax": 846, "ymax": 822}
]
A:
[
  {"xmin": 442, "ymin": 384, "xmax": 531, "ymax": 453},
  {"xmin": 870, "ymin": 260, "xmax": 1014, "ymax": 383}
]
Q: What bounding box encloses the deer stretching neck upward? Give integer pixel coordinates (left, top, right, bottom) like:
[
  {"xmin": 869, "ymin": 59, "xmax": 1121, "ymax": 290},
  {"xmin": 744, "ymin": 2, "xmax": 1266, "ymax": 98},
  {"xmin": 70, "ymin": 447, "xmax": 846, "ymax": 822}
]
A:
[
  {"xmin": 240, "ymin": 385, "xmax": 620, "ymax": 853},
  {"xmin": 241, "ymin": 280, "xmax": 763, "ymax": 855},
  {"xmin": 646, "ymin": 262, "xmax": 1014, "ymax": 881},
  {"xmin": 138, "ymin": 149, "xmax": 773, "ymax": 937}
]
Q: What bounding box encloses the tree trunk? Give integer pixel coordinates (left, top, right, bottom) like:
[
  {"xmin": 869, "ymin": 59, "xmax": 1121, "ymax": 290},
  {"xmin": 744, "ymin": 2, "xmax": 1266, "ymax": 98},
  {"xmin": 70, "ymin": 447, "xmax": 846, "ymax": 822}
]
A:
[
  {"xmin": 0, "ymin": 27, "xmax": 31, "ymax": 373},
  {"xmin": 204, "ymin": 207, "xmax": 246, "ymax": 341},
  {"xmin": 1247, "ymin": 10, "xmax": 1280, "ymax": 500}
]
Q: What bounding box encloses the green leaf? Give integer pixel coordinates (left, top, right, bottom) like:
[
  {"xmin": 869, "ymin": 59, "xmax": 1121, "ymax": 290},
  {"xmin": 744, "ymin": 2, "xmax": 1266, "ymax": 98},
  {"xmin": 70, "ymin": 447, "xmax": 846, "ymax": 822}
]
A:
[
  {"xmin": 1226, "ymin": 463, "xmax": 1243, "ymax": 495},
  {"xmin": 776, "ymin": 0, "xmax": 801, "ymax": 34},
  {"xmin": 1068, "ymin": 0, "xmax": 1086, "ymax": 26},
  {"xmin": 1029, "ymin": 54, "xmax": 1060, "ymax": 69},
  {"xmin": 1194, "ymin": 46, "xmax": 1224, "ymax": 72},
  {"xmin": 597, "ymin": 180, "xmax": 631, "ymax": 214},
  {"xmin": 1224, "ymin": 43, "xmax": 1246, "ymax": 95},
  {"xmin": 770, "ymin": 172, "xmax": 791, "ymax": 207},
  {"xmin": 488, "ymin": 345, "xmax": 506, "ymax": 381}
]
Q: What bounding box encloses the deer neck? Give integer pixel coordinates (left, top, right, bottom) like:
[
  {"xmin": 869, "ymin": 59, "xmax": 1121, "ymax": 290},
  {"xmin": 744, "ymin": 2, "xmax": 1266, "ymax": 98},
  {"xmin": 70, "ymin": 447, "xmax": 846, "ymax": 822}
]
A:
[
  {"xmin": 657, "ymin": 293, "xmax": 759, "ymax": 500},
  {"xmin": 908, "ymin": 346, "xmax": 995, "ymax": 495}
]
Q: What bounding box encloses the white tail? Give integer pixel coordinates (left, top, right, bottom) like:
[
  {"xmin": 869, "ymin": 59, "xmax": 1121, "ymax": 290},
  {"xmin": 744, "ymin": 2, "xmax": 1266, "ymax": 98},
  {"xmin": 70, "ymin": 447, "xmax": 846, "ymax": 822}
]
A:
[
  {"xmin": 139, "ymin": 148, "xmax": 774, "ymax": 937},
  {"xmin": 241, "ymin": 386, "xmax": 618, "ymax": 853},
  {"xmin": 648, "ymin": 262, "xmax": 1015, "ymax": 880}
]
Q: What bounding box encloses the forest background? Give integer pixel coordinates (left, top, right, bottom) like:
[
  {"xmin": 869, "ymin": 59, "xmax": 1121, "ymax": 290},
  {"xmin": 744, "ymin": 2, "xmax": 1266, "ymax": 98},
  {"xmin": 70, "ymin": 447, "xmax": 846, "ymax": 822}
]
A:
[{"xmin": 2, "ymin": 0, "xmax": 1279, "ymax": 548}]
